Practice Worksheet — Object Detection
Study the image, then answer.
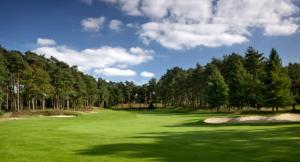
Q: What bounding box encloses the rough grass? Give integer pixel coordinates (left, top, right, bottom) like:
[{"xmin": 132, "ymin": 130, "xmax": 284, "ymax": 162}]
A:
[{"xmin": 1, "ymin": 109, "xmax": 300, "ymax": 162}]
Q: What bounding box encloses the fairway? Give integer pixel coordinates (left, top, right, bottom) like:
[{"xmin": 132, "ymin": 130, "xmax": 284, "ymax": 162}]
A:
[{"xmin": 1, "ymin": 110, "xmax": 300, "ymax": 162}]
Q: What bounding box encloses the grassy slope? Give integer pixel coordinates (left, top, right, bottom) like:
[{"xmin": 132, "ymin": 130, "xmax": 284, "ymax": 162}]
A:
[{"xmin": 1, "ymin": 110, "xmax": 300, "ymax": 162}]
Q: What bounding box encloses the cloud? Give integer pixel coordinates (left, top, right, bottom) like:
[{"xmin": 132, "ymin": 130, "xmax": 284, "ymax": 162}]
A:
[
  {"xmin": 33, "ymin": 43, "xmax": 153, "ymax": 77},
  {"xmin": 81, "ymin": 0, "xmax": 93, "ymax": 5},
  {"xmin": 37, "ymin": 38, "xmax": 56, "ymax": 46},
  {"xmin": 126, "ymin": 22, "xmax": 140, "ymax": 29},
  {"xmin": 81, "ymin": 16, "xmax": 106, "ymax": 32},
  {"xmin": 109, "ymin": 19, "xmax": 123, "ymax": 31},
  {"xmin": 140, "ymin": 71, "xmax": 154, "ymax": 78},
  {"xmin": 94, "ymin": 68, "xmax": 136, "ymax": 77},
  {"xmin": 101, "ymin": 0, "xmax": 300, "ymax": 50},
  {"xmin": 102, "ymin": 0, "xmax": 142, "ymax": 16}
]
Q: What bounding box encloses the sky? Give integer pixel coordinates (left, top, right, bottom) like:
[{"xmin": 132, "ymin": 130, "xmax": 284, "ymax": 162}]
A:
[{"xmin": 0, "ymin": 0, "xmax": 300, "ymax": 84}]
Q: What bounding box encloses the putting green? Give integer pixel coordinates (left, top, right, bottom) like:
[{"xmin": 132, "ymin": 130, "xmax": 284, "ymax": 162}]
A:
[{"xmin": 1, "ymin": 109, "xmax": 300, "ymax": 162}]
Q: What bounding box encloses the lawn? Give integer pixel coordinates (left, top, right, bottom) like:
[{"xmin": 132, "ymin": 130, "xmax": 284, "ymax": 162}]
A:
[{"xmin": 1, "ymin": 109, "xmax": 300, "ymax": 162}]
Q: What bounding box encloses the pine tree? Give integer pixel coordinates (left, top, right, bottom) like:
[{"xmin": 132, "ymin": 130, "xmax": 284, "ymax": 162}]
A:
[
  {"xmin": 0, "ymin": 55, "xmax": 8, "ymax": 111},
  {"xmin": 6, "ymin": 51, "xmax": 27, "ymax": 111},
  {"xmin": 203, "ymin": 64, "xmax": 229, "ymax": 110},
  {"xmin": 226, "ymin": 55, "xmax": 253, "ymax": 109},
  {"xmin": 97, "ymin": 78, "xmax": 110, "ymax": 108},
  {"xmin": 287, "ymin": 63, "xmax": 300, "ymax": 105},
  {"xmin": 263, "ymin": 48, "xmax": 294, "ymax": 111},
  {"xmin": 244, "ymin": 47, "xmax": 265, "ymax": 109}
]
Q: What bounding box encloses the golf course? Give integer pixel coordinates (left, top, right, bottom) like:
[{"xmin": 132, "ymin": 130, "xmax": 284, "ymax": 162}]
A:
[{"xmin": 1, "ymin": 109, "xmax": 300, "ymax": 162}]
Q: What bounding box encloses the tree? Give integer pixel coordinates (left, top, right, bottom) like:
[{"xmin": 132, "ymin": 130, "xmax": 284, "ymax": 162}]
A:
[
  {"xmin": 6, "ymin": 51, "xmax": 27, "ymax": 111},
  {"xmin": 263, "ymin": 48, "xmax": 294, "ymax": 111},
  {"xmin": 124, "ymin": 81, "xmax": 135, "ymax": 104},
  {"xmin": 0, "ymin": 54, "xmax": 8, "ymax": 111},
  {"xmin": 84, "ymin": 75, "xmax": 97, "ymax": 108},
  {"xmin": 97, "ymin": 78, "xmax": 110, "ymax": 108},
  {"xmin": 191, "ymin": 64, "xmax": 205, "ymax": 108},
  {"xmin": 287, "ymin": 63, "xmax": 300, "ymax": 104},
  {"xmin": 148, "ymin": 78, "xmax": 158, "ymax": 103},
  {"xmin": 71, "ymin": 67, "xmax": 87, "ymax": 109},
  {"xmin": 244, "ymin": 47, "xmax": 264, "ymax": 77},
  {"xmin": 203, "ymin": 64, "xmax": 229, "ymax": 110},
  {"xmin": 225, "ymin": 54, "xmax": 253, "ymax": 109},
  {"xmin": 24, "ymin": 66, "xmax": 53, "ymax": 110},
  {"xmin": 244, "ymin": 47, "xmax": 265, "ymax": 109}
]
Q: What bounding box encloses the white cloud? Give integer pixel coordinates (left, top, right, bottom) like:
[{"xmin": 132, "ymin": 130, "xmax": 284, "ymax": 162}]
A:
[
  {"xmin": 33, "ymin": 43, "xmax": 153, "ymax": 76},
  {"xmin": 81, "ymin": 16, "xmax": 106, "ymax": 32},
  {"xmin": 37, "ymin": 38, "xmax": 56, "ymax": 46},
  {"xmin": 81, "ymin": 0, "xmax": 93, "ymax": 5},
  {"xmin": 102, "ymin": 0, "xmax": 300, "ymax": 50},
  {"xmin": 102, "ymin": 0, "xmax": 142, "ymax": 16},
  {"xmin": 126, "ymin": 22, "xmax": 140, "ymax": 29},
  {"xmin": 140, "ymin": 71, "xmax": 154, "ymax": 78},
  {"xmin": 264, "ymin": 22, "xmax": 298, "ymax": 36},
  {"xmin": 94, "ymin": 68, "xmax": 136, "ymax": 77},
  {"xmin": 109, "ymin": 19, "xmax": 123, "ymax": 31}
]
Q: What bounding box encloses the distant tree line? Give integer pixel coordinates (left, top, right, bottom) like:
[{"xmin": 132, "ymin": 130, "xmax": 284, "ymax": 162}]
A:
[
  {"xmin": 158, "ymin": 47, "xmax": 300, "ymax": 111},
  {"xmin": 0, "ymin": 45, "xmax": 299, "ymax": 112},
  {"xmin": 0, "ymin": 45, "xmax": 159, "ymax": 112}
]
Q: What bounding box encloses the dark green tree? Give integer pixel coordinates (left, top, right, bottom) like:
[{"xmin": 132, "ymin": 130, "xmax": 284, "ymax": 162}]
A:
[
  {"xmin": 0, "ymin": 54, "xmax": 8, "ymax": 111},
  {"xmin": 263, "ymin": 49, "xmax": 294, "ymax": 111},
  {"xmin": 226, "ymin": 54, "xmax": 253, "ymax": 109},
  {"xmin": 203, "ymin": 64, "xmax": 229, "ymax": 110}
]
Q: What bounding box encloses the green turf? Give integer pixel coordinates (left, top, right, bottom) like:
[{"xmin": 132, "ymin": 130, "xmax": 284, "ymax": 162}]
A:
[{"xmin": 1, "ymin": 109, "xmax": 300, "ymax": 162}]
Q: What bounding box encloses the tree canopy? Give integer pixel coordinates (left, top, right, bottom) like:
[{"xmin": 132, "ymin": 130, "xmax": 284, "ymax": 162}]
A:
[{"xmin": 0, "ymin": 45, "xmax": 297, "ymax": 112}]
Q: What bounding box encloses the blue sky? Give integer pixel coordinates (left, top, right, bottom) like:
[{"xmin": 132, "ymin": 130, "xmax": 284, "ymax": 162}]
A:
[{"xmin": 0, "ymin": 0, "xmax": 300, "ymax": 84}]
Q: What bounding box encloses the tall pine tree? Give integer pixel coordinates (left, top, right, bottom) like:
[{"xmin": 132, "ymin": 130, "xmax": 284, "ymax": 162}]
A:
[
  {"xmin": 263, "ymin": 48, "xmax": 294, "ymax": 111},
  {"xmin": 204, "ymin": 64, "xmax": 229, "ymax": 110}
]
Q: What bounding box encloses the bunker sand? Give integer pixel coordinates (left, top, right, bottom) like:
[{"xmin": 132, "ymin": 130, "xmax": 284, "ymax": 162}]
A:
[{"xmin": 204, "ymin": 113, "xmax": 300, "ymax": 124}]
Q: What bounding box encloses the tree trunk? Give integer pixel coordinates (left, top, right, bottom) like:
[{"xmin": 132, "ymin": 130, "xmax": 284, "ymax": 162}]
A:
[
  {"xmin": 20, "ymin": 98, "xmax": 23, "ymax": 110},
  {"xmin": 56, "ymin": 95, "xmax": 59, "ymax": 110},
  {"xmin": 67, "ymin": 95, "xmax": 70, "ymax": 110},
  {"xmin": 16, "ymin": 74, "xmax": 20, "ymax": 112},
  {"xmin": 292, "ymin": 104, "xmax": 296, "ymax": 111},
  {"xmin": 36, "ymin": 99, "xmax": 38, "ymax": 110},
  {"xmin": 42, "ymin": 97, "xmax": 45, "ymax": 110},
  {"xmin": 32, "ymin": 98, "xmax": 35, "ymax": 111},
  {"xmin": 28, "ymin": 100, "xmax": 31, "ymax": 110},
  {"xmin": 276, "ymin": 107, "xmax": 279, "ymax": 112},
  {"xmin": 272, "ymin": 107, "xmax": 274, "ymax": 112},
  {"xmin": 6, "ymin": 86, "xmax": 9, "ymax": 110}
]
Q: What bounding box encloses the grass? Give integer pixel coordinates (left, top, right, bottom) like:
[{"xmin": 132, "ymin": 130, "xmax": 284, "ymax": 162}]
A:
[{"xmin": 1, "ymin": 109, "xmax": 300, "ymax": 162}]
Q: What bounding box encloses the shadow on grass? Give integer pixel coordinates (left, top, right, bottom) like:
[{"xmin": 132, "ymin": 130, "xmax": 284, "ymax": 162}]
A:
[{"xmin": 75, "ymin": 125, "xmax": 300, "ymax": 162}]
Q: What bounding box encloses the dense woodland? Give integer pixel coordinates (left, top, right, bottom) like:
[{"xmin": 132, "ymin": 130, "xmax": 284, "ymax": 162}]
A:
[{"xmin": 0, "ymin": 45, "xmax": 299, "ymax": 112}]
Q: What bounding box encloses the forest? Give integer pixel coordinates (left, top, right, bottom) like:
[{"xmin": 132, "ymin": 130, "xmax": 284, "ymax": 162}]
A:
[{"xmin": 0, "ymin": 45, "xmax": 299, "ymax": 112}]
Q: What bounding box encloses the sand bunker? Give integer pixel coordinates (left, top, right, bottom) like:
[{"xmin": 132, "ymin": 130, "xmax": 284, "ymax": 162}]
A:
[
  {"xmin": 0, "ymin": 117, "xmax": 24, "ymax": 121},
  {"xmin": 0, "ymin": 114, "xmax": 76, "ymax": 121},
  {"xmin": 48, "ymin": 115, "xmax": 76, "ymax": 118},
  {"xmin": 204, "ymin": 113, "xmax": 300, "ymax": 124}
]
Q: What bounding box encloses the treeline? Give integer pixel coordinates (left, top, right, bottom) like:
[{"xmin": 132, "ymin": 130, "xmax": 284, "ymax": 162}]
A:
[
  {"xmin": 0, "ymin": 45, "xmax": 299, "ymax": 112},
  {"xmin": 158, "ymin": 47, "xmax": 300, "ymax": 111},
  {"xmin": 0, "ymin": 45, "xmax": 159, "ymax": 112}
]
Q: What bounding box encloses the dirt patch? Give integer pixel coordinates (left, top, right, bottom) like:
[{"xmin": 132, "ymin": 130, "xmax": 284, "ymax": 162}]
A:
[{"xmin": 204, "ymin": 113, "xmax": 300, "ymax": 124}]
